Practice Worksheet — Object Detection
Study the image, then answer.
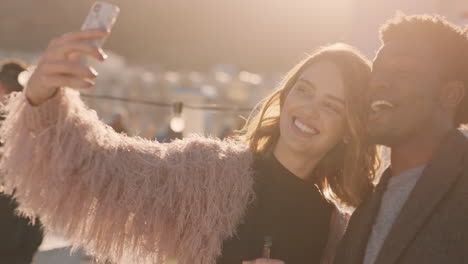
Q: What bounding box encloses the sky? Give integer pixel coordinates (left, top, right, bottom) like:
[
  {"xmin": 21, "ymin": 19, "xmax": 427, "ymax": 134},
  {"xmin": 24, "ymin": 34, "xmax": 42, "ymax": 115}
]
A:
[{"xmin": 0, "ymin": 0, "xmax": 466, "ymax": 71}]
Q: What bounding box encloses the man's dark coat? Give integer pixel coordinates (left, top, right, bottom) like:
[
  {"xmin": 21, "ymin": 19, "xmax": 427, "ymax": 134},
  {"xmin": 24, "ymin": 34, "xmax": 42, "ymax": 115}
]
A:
[{"xmin": 335, "ymin": 130, "xmax": 468, "ymax": 264}]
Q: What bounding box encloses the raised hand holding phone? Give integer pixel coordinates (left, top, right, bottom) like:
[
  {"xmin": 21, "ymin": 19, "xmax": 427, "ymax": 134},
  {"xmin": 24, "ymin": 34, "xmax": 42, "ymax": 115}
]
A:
[{"xmin": 25, "ymin": 2, "xmax": 119, "ymax": 105}]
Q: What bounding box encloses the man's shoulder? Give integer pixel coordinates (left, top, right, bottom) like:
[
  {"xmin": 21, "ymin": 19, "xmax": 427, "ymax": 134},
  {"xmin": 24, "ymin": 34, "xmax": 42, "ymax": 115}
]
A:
[
  {"xmin": 438, "ymin": 129, "xmax": 468, "ymax": 158},
  {"xmin": 446, "ymin": 130, "xmax": 468, "ymax": 179}
]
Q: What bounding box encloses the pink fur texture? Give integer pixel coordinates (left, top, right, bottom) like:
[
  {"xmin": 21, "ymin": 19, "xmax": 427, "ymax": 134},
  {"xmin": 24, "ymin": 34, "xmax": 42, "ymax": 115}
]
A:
[{"xmin": 0, "ymin": 89, "xmax": 255, "ymax": 264}]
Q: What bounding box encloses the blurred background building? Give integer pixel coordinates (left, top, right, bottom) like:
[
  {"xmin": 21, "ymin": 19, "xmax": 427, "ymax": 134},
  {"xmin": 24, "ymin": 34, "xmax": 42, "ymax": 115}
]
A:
[{"xmin": 0, "ymin": 0, "xmax": 466, "ymax": 263}]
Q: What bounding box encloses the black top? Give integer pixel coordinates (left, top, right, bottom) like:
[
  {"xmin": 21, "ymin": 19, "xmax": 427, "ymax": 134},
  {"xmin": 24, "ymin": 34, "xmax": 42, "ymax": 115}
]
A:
[
  {"xmin": 219, "ymin": 154, "xmax": 333, "ymax": 264},
  {"xmin": 0, "ymin": 115, "xmax": 44, "ymax": 263},
  {"xmin": 0, "ymin": 192, "xmax": 44, "ymax": 264}
]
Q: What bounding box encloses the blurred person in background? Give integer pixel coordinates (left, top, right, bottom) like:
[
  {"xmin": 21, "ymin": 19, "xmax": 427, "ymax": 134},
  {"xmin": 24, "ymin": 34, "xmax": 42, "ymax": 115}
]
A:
[
  {"xmin": 0, "ymin": 29, "xmax": 378, "ymax": 264},
  {"xmin": 335, "ymin": 14, "xmax": 468, "ymax": 264},
  {"xmin": 108, "ymin": 111, "xmax": 128, "ymax": 134},
  {"xmin": 0, "ymin": 59, "xmax": 44, "ymax": 264},
  {"xmin": 0, "ymin": 60, "xmax": 28, "ymax": 98}
]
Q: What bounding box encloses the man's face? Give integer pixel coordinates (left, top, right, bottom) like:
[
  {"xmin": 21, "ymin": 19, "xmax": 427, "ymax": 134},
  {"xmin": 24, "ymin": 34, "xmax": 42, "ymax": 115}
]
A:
[{"xmin": 368, "ymin": 39, "xmax": 442, "ymax": 146}]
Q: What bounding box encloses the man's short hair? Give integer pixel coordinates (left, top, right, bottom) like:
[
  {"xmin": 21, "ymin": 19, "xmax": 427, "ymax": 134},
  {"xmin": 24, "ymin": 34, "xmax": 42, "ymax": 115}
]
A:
[
  {"xmin": 0, "ymin": 59, "xmax": 27, "ymax": 94},
  {"xmin": 379, "ymin": 14, "xmax": 468, "ymax": 126}
]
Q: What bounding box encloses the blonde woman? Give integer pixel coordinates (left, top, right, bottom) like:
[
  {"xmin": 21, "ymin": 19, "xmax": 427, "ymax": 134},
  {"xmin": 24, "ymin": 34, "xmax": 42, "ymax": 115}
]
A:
[{"xmin": 1, "ymin": 30, "xmax": 377, "ymax": 264}]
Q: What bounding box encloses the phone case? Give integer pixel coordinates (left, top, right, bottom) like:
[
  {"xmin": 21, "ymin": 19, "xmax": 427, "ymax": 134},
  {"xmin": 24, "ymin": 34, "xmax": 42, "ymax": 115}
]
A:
[{"xmin": 81, "ymin": 1, "xmax": 120, "ymax": 47}]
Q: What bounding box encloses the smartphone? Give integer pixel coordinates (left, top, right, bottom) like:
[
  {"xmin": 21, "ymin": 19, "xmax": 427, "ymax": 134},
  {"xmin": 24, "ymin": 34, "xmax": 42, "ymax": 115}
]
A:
[{"xmin": 81, "ymin": 1, "xmax": 120, "ymax": 48}]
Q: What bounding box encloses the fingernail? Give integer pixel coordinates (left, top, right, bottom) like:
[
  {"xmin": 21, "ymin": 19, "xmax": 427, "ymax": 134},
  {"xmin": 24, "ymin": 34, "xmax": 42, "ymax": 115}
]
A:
[
  {"xmin": 90, "ymin": 67, "xmax": 98, "ymax": 77},
  {"xmin": 99, "ymin": 49, "xmax": 108, "ymax": 60},
  {"xmin": 86, "ymin": 79, "xmax": 96, "ymax": 86}
]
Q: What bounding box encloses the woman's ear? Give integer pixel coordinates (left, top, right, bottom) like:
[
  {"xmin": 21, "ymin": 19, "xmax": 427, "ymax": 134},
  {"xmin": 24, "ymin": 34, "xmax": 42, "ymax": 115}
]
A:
[{"xmin": 440, "ymin": 81, "xmax": 465, "ymax": 109}]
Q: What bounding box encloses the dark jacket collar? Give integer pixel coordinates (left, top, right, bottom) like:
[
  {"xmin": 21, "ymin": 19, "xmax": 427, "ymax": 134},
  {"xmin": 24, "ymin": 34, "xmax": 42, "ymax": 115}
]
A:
[
  {"xmin": 336, "ymin": 130, "xmax": 468, "ymax": 264},
  {"xmin": 374, "ymin": 129, "xmax": 468, "ymax": 264}
]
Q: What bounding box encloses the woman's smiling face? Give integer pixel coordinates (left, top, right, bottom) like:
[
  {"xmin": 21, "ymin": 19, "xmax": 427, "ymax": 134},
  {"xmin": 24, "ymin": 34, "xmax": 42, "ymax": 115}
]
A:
[{"xmin": 276, "ymin": 60, "xmax": 346, "ymax": 159}]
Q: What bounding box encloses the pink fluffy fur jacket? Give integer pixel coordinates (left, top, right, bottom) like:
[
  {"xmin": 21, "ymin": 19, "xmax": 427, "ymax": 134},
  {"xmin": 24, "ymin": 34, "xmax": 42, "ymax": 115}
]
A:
[{"xmin": 0, "ymin": 88, "xmax": 255, "ymax": 264}]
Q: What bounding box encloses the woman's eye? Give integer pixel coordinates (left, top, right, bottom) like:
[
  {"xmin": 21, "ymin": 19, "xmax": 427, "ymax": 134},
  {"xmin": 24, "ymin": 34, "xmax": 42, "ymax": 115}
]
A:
[
  {"xmin": 296, "ymin": 86, "xmax": 307, "ymax": 93},
  {"xmin": 324, "ymin": 102, "xmax": 340, "ymax": 113}
]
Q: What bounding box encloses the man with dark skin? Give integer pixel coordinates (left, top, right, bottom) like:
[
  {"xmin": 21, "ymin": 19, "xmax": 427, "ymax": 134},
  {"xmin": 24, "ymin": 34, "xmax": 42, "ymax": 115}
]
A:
[{"xmin": 334, "ymin": 14, "xmax": 468, "ymax": 264}]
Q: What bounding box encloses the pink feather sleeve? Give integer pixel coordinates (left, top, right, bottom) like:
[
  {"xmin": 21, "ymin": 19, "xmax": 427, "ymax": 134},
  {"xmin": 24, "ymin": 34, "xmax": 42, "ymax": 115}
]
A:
[{"xmin": 0, "ymin": 89, "xmax": 255, "ymax": 264}]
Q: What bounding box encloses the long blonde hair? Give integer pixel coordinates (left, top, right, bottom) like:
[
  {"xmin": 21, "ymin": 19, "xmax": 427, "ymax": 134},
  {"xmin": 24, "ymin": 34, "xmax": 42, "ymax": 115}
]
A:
[{"xmin": 237, "ymin": 43, "xmax": 379, "ymax": 208}]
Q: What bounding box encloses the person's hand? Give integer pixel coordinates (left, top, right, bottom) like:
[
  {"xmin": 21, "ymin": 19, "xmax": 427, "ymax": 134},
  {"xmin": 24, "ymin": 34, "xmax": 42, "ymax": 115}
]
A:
[
  {"xmin": 242, "ymin": 258, "xmax": 285, "ymax": 264},
  {"xmin": 25, "ymin": 29, "xmax": 109, "ymax": 105}
]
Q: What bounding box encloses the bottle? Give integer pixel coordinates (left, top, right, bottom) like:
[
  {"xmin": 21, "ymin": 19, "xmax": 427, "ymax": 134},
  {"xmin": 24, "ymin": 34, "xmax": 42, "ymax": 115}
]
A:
[{"xmin": 262, "ymin": 236, "xmax": 273, "ymax": 259}]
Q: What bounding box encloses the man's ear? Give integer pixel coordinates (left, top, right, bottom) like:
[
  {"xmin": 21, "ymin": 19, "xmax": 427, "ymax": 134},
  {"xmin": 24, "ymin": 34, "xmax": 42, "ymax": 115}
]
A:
[{"xmin": 440, "ymin": 81, "xmax": 465, "ymax": 109}]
